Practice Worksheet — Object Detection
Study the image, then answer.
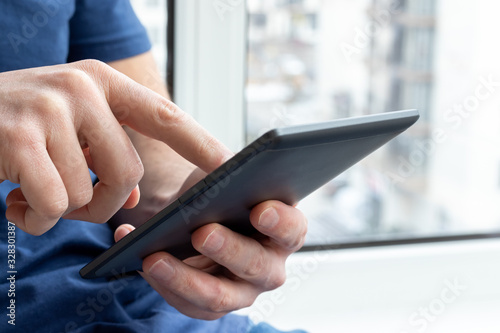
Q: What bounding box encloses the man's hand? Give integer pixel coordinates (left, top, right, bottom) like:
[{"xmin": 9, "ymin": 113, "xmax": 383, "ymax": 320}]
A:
[
  {"xmin": 108, "ymin": 52, "xmax": 308, "ymax": 319},
  {"xmin": 0, "ymin": 60, "xmax": 232, "ymax": 235},
  {"xmin": 115, "ymin": 200, "xmax": 308, "ymax": 320}
]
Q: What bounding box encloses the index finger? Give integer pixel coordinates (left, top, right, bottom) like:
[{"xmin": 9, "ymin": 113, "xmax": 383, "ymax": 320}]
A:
[{"xmin": 80, "ymin": 61, "xmax": 233, "ymax": 174}]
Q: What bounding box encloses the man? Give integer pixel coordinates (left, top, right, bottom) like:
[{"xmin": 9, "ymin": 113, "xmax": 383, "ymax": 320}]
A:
[{"xmin": 0, "ymin": 1, "xmax": 307, "ymax": 332}]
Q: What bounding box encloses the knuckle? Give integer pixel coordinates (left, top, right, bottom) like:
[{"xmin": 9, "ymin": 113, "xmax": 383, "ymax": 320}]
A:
[
  {"xmin": 208, "ymin": 285, "xmax": 232, "ymax": 313},
  {"xmin": 210, "ymin": 231, "xmax": 236, "ymax": 260},
  {"xmin": 15, "ymin": 127, "xmax": 43, "ymax": 151},
  {"xmin": 285, "ymin": 216, "xmax": 309, "ymax": 251},
  {"xmin": 178, "ymin": 275, "xmax": 197, "ymax": 295},
  {"xmin": 47, "ymin": 67, "xmax": 96, "ymax": 95},
  {"xmin": 157, "ymin": 100, "xmax": 189, "ymax": 125},
  {"xmin": 66, "ymin": 69, "xmax": 92, "ymax": 89},
  {"xmin": 30, "ymin": 90, "xmax": 67, "ymax": 119},
  {"xmin": 81, "ymin": 58, "xmax": 106, "ymax": 68},
  {"xmin": 68, "ymin": 187, "xmax": 93, "ymax": 210},
  {"xmin": 122, "ymin": 158, "xmax": 144, "ymax": 186},
  {"xmin": 289, "ymin": 232, "xmax": 306, "ymax": 252},
  {"xmin": 43, "ymin": 196, "xmax": 69, "ymax": 220},
  {"xmin": 298, "ymin": 228, "xmax": 308, "ymax": 248},
  {"xmin": 240, "ymin": 294, "xmax": 258, "ymax": 310},
  {"xmin": 15, "ymin": 137, "xmax": 47, "ymax": 172},
  {"xmin": 112, "ymin": 155, "xmax": 144, "ymax": 190},
  {"xmin": 111, "ymin": 102, "xmax": 132, "ymax": 122},
  {"xmin": 75, "ymin": 59, "xmax": 107, "ymax": 76},
  {"xmin": 243, "ymin": 251, "xmax": 267, "ymax": 279},
  {"xmin": 296, "ymin": 236, "xmax": 306, "ymax": 251},
  {"xmin": 278, "ymin": 230, "xmax": 298, "ymax": 251},
  {"xmin": 197, "ymin": 136, "xmax": 221, "ymax": 163},
  {"xmin": 265, "ymin": 267, "xmax": 287, "ymax": 290},
  {"xmin": 295, "ymin": 217, "xmax": 309, "ymax": 250}
]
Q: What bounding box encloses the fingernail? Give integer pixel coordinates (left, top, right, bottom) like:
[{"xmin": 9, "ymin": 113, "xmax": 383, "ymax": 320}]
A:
[
  {"xmin": 149, "ymin": 259, "xmax": 175, "ymax": 282},
  {"xmin": 259, "ymin": 207, "xmax": 279, "ymax": 229},
  {"xmin": 114, "ymin": 225, "xmax": 134, "ymax": 242},
  {"xmin": 202, "ymin": 229, "xmax": 224, "ymax": 253}
]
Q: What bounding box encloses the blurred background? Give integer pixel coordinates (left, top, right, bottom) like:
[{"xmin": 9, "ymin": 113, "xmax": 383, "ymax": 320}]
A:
[
  {"xmin": 132, "ymin": 0, "xmax": 500, "ymax": 332},
  {"xmin": 133, "ymin": 0, "xmax": 500, "ymax": 244},
  {"xmin": 245, "ymin": 0, "xmax": 500, "ymax": 244}
]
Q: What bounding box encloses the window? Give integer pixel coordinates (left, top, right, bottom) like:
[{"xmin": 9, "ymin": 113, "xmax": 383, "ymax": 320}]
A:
[
  {"xmin": 246, "ymin": 0, "xmax": 500, "ymax": 246},
  {"xmin": 138, "ymin": 2, "xmax": 500, "ymax": 332}
]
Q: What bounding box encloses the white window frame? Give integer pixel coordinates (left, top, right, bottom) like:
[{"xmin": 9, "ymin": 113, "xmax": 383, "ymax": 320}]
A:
[
  {"xmin": 238, "ymin": 239, "xmax": 500, "ymax": 332},
  {"xmin": 173, "ymin": 0, "xmax": 247, "ymax": 152}
]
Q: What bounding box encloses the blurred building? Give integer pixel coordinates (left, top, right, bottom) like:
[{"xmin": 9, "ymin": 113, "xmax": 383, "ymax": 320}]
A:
[{"xmin": 246, "ymin": 0, "xmax": 500, "ymax": 240}]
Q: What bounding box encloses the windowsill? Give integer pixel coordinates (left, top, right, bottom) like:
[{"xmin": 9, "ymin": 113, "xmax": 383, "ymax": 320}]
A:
[{"xmin": 237, "ymin": 238, "xmax": 500, "ymax": 332}]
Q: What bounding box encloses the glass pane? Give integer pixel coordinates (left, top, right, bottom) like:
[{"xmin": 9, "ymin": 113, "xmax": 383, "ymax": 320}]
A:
[{"xmin": 246, "ymin": 0, "xmax": 500, "ymax": 245}]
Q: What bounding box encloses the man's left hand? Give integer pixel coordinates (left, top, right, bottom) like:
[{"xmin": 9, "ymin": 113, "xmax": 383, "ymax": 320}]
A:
[{"xmin": 114, "ymin": 199, "xmax": 307, "ymax": 320}]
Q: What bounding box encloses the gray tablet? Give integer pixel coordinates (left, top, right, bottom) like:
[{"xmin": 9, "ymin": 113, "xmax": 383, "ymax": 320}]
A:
[{"xmin": 80, "ymin": 109, "xmax": 419, "ymax": 279}]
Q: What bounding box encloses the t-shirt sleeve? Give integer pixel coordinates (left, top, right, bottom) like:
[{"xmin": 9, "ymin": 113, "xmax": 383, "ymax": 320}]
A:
[{"xmin": 67, "ymin": 0, "xmax": 152, "ymax": 63}]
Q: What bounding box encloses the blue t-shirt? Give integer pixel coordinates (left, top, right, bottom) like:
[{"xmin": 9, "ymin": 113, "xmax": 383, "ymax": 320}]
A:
[{"xmin": 0, "ymin": 1, "xmax": 307, "ymax": 333}]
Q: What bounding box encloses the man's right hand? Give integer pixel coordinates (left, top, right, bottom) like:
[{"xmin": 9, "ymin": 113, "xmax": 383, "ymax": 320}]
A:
[{"xmin": 0, "ymin": 60, "xmax": 232, "ymax": 236}]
